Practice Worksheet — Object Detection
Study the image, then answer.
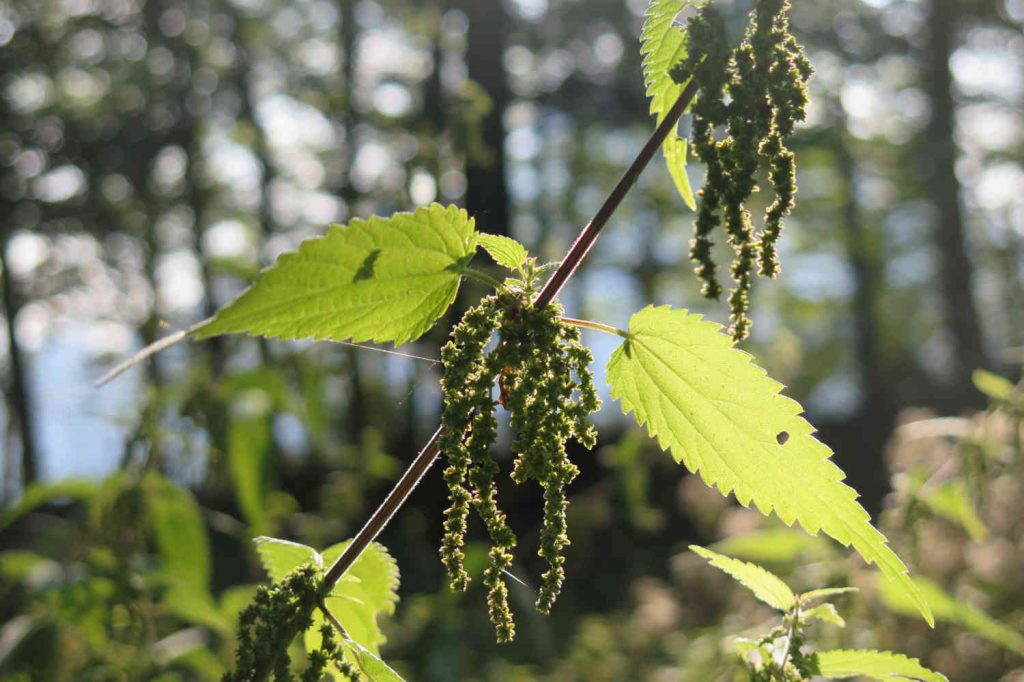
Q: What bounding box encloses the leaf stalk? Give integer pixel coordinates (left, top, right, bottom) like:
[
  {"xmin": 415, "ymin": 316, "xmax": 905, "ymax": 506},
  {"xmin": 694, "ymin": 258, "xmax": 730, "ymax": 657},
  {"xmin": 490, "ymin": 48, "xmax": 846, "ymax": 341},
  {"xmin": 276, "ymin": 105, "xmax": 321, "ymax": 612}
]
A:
[{"xmin": 560, "ymin": 317, "xmax": 629, "ymax": 339}]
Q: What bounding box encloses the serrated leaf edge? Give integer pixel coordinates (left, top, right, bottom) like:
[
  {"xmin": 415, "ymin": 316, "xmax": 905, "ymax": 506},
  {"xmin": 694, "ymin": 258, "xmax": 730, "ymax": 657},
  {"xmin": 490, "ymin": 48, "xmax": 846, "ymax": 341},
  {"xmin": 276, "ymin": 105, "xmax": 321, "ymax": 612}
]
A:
[{"xmin": 609, "ymin": 305, "xmax": 933, "ymax": 626}]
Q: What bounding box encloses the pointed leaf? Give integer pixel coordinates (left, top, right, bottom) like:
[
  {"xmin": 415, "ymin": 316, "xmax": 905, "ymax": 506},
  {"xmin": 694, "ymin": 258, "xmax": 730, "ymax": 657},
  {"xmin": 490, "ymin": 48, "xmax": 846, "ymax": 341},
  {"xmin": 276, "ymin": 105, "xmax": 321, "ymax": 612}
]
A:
[
  {"xmin": 196, "ymin": 203, "xmax": 477, "ymax": 346},
  {"xmin": 641, "ymin": 0, "xmax": 696, "ymax": 209},
  {"xmin": 799, "ymin": 587, "xmax": 858, "ymax": 604},
  {"xmin": 814, "ymin": 649, "xmax": 947, "ymax": 682},
  {"xmin": 607, "ymin": 306, "xmax": 932, "ymax": 625},
  {"xmin": 302, "ymin": 541, "xmax": 400, "ymax": 660},
  {"xmin": 879, "ymin": 575, "xmax": 1024, "ymax": 656},
  {"xmin": 477, "ymin": 233, "xmax": 528, "ymax": 271},
  {"xmin": 254, "ymin": 537, "xmax": 321, "ymax": 581},
  {"xmin": 347, "ymin": 639, "xmax": 406, "ymax": 682},
  {"xmin": 920, "ymin": 481, "xmax": 987, "ymax": 541},
  {"xmin": 803, "ymin": 603, "xmax": 846, "ymax": 627},
  {"xmin": 691, "ymin": 545, "xmax": 795, "ymax": 611},
  {"xmin": 227, "ymin": 389, "xmax": 274, "ymax": 534},
  {"xmin": 971, "ymin": 369, "xmax": 1015, "ymax": 402},
  {"xmin": 144, "ymin": 472, "xmax": 210, "ymax": 593},
  {"xmin": 0, "ymin": 478, "xmax": 96, "ymax": 530}
]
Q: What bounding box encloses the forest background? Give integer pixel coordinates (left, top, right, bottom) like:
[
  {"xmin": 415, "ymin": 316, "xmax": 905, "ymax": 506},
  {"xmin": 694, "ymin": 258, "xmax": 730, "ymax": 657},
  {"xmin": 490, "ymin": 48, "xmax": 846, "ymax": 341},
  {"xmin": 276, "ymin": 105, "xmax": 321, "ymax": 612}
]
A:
[{"xmin": 0, "ymin": 0, "xmax": 1023, "ymax": 679}]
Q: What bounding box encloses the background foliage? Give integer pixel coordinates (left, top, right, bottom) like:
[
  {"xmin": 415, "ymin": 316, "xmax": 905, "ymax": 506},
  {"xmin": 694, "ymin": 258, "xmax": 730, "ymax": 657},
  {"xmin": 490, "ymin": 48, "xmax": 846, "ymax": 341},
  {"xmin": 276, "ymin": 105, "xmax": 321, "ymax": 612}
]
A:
[{"xmin": 1, "ymin": 0, "xmax": 1022, "ymax": 679}]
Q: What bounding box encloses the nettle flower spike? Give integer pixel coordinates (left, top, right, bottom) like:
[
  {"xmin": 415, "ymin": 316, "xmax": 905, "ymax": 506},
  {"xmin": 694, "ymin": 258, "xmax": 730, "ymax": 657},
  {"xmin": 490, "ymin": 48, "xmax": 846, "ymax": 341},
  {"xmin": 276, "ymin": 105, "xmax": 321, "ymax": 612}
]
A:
[
  {"xmin": 438, "ymin": 287, "xmax": 600, "ymax": 641},
  {"xmin": 681, "ymin": 0, "xmax": 812, "ymax": 340}
]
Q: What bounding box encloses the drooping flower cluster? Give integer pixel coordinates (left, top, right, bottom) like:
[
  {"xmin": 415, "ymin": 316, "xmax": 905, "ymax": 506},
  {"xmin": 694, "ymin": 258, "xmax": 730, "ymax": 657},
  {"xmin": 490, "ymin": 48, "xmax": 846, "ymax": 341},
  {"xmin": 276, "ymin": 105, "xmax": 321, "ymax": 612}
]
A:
[
  {"xmin": 680, "ymin": 0, "xmax": 812, "ymax": 340},
  {"xmin": 439, "ymin": 290, "xmax": 599, "ymax": 642},
  {"xmin": 223, "ymin": 565, "xmax": 360, "ymax": 681}
]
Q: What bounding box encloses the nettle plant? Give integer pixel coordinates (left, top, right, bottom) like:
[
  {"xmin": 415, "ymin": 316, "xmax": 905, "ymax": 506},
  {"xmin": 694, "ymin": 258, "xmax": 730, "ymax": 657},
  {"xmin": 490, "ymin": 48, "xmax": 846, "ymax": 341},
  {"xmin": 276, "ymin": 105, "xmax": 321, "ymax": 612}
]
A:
[
  {"xmin": 689, "ymin": 547, "xmax": 946, "ymax": 682},
  {"xmin": 104, "ymin": 1, "xmax": 946, "ymax": 680}
]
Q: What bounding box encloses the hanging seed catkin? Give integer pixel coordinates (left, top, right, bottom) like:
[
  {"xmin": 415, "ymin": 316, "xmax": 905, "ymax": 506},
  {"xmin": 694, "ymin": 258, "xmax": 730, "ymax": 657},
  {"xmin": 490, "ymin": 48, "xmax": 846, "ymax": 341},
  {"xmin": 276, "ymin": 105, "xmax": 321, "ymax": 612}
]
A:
[
  {"xmin": 439, "ymin": 289, "xmax": 600, "ymax": 641},
  {"xmin": 680, "ymin": 0, "xmax": 812, "ymax": 340}
]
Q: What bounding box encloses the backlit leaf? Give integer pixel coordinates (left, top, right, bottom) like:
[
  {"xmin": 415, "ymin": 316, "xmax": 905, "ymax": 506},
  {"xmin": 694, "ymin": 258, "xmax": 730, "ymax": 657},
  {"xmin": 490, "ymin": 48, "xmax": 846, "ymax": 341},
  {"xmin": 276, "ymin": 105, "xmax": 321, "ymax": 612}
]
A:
[
  {"xmin": 477, "ymin": 233, "xmax": 528, "ymax": 271},
  {"xmin": 254, "ymin": 537, "xmax": 321, "ymax": 581},
  {"xmin": 971, "ymin": 369, "xmax": 1015, "ymax": 402},
  {"xmin": 799, "ymin": 587, "xmax": 858, "ymax": 604},
  {"xmin": 253, "ymin": 537, "xmax": 399, "ymax": 669},
  {"xmin": 803, "ymin": 603, "xmax": 846, "ymax": 627},
  {"xmin": 347, "ymin": 639, "xmax": 406, "ymax": 682},
  {"xmin": 196, "ymin": 203, "xmax": 477, "ymax": 346},
  {"xmin": 641, "ymin": 0, "xmax": 696, "ymax": 209},
  {"xmin": 691, "ymin": 545, "xmax": 795, "ymax": 611},
  {"xmin": 920, "ymin": 480, "xmax": 987, "ymax": 542},
  {"xmin": 814, "ymin": 649, "xmax": 947, "ymax": 682},
  {"xmin": 607, "ymin": 306, "xmax": 932, "ymax": 625},
  {"xmin": 316, "ymin": 540, "xmax": 400, "ymax": 655}
]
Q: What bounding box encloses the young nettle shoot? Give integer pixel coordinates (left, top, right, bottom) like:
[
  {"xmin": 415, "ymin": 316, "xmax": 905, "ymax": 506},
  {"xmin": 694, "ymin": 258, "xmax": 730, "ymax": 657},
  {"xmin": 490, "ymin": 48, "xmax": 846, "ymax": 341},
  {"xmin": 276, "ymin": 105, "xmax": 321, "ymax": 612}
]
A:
[{"xmin": 691, "ymin": 546, "xmax": 947, "ymax": 682}]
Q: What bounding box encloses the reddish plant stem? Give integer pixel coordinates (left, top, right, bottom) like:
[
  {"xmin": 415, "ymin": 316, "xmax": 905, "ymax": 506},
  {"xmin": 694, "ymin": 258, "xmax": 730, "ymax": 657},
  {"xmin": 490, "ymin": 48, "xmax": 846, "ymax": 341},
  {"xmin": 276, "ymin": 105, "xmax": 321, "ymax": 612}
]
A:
[
  {"xmin": 535, "ymin": 82, "xmax": 698, "ymax": 307},
  {"xmin": 321, "ymin": 79, "xmax": 697, "ymax": 593}
]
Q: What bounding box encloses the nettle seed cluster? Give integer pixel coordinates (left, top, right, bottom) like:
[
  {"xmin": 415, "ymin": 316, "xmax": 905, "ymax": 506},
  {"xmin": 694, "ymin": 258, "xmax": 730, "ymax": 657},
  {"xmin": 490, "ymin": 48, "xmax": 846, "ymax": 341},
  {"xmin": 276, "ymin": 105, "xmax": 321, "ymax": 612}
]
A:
[
  {"xmin": 439, "ymin": 289, "xmax": 600, "ymax": 642},
  {"xmin": 677, "ymin": 0, "xmax": 812, "ymax": 340}
]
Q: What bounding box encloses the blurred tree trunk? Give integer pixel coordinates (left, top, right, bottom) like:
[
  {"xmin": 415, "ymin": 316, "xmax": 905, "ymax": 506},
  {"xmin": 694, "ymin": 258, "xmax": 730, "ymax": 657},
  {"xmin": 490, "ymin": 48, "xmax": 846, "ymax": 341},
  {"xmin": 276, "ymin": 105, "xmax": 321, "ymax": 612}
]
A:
[
  {"xmin": 833, "ymin": 119, "xmax": 891, "ymax": 514},
  {"xmin": 448, "ymin": 0, "xmax": 511, "ymax": 236},
  {"xmin": 0, "ymin": 32, "xmax": 37, "ymax": 489},
  {"xmin": 0, "ymin": 232, "xmax": 37, "ymax": 489},
  {"xmin": 339, "ymin": 0, "xmax": 367, "ymax": 445},
  {"xmin": 923, "ymin": 0, "xmax": 990, "ymax": 405},
  {"xmin": 0, "ymin": 55, "xmax": 37, "ymax": 489}
]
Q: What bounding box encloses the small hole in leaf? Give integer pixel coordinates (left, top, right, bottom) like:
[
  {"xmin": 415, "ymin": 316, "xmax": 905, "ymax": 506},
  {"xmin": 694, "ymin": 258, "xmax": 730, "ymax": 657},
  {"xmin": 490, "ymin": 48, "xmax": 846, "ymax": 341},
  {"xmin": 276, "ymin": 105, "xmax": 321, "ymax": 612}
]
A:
[{"xmin": 776, "ymin": 431, "xmax": 789, "ymax": 445}]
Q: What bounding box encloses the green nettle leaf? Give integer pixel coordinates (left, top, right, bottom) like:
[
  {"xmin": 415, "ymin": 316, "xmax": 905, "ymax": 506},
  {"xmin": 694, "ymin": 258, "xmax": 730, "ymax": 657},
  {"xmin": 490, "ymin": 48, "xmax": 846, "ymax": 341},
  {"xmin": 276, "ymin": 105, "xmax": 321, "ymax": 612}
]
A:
[
  {"xmin": 345, "ymin": 640, "xmax": 406, "ymax": 682},
  {"xmin": 798, "ymin": 587, "xmax": 857, "ymax": 604},
  {"xmin": 254, "ymin": 537, "xmax": 321, "ymax": 580},
  {"xmin": 971, "ymin": 368, "xmax": 1016, "ymax": 402},
  {"xmin": 879, "ymin": 575, "xmax": 1024, "ymax": 656},
  {"xmin": 813, "ymin": 649, "xmax": 948, "ymax": 682},
  {"xmin": 920, "ymin": 480, "xmax": 988, "ymax": 542},
  {"xmin": 228, "ymin": 397, "xmax": 273, "ymax": 535},
  {"xmin": 316, "ymin": 540, "xmax": 400, "ymax": 655},
  {"xmin": 196, "ymin": 203, "xmax": 478, "ymax": 346},
  {"xmin": 803, "ymin": 603, "xmax": 846, "ymax": 627},
  {"xmin": 144, "ymin": 472, "xmax": 211, "ymax": 593},
  {"xmin": 641, "ymin": 0, "xmax": 696, "ymax": 210},
  {"xmin": 253, "ymin": 536, "xmax": 399, "ymax": 659},
  {"xmin": 0, "ymin": 478, "xmax": 96, "ymax": 530},
  {"xmin": 144, "ymin": 473, "xmax": 228, "ymax": 632},
  {"xmin": 607, "ymin": 306, "xmax": 933, "ymax": 625},
  {"xmin": 690, "ymin": 546, "xmax": 795, "ymax": 611},
  {"xmin": 477, "ymin": 233, "xmax": 528, "ymax": 271}
]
